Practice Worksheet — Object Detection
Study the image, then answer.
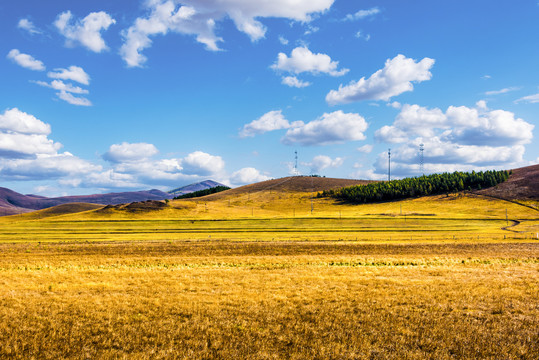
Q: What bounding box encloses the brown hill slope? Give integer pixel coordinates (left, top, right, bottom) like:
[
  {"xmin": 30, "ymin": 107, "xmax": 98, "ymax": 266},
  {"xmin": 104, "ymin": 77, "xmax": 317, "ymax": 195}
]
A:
[
  {"xmin": 477, "ymin": 164, "xmax": 539, "ymax": 201},
  {"xmin": 199, "ymin": 176, "xmax": 375, "ymax": 201},
  {"xmin": 19, "ymin": 203, "xmax": 104, "ymax": 219}
]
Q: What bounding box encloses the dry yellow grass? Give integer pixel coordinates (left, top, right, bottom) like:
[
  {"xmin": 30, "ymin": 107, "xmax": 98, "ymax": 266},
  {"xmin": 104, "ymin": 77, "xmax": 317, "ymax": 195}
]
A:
[
  {"xmin": 0, "ymin": 188, "xmax": 538, "ymax": 358},
  {"xmin": 0, "ymin": 241, "xmax": 537, "ymax": 359}
]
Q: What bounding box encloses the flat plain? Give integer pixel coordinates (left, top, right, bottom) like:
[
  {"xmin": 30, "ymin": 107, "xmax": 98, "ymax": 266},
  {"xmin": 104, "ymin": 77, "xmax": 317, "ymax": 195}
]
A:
[{"xmin": 1, "ymin": 178, "xmax": 538, "ymax": 359}]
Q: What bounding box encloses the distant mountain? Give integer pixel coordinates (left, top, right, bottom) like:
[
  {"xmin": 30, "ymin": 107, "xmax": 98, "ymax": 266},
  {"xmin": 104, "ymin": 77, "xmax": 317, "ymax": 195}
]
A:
[
  {"xmin": 168, "ymin": 180, "xmax": 227, "ymax": 196},
  {"xmin": 0, "ymin": 187, "xmax": 173, "ymax": 216}
]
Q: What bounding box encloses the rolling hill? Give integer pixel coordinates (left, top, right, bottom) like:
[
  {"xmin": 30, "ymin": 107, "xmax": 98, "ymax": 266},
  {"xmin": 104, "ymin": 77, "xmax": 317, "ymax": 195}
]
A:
[
  {"xmin": 477, "ymin": 164, "xmax": 539, "ymax": 200},
  {"xmin": 0, "ymin": 187, "xmax": 173, "ymax": 216},
  {"xmin": 168, "ymin": 180, "xmax": 226, "ymax": 196}
]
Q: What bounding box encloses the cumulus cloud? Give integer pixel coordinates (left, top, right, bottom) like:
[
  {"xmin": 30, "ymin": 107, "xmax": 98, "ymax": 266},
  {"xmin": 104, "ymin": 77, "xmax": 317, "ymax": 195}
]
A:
[
  {"xmin": 7, "ymin": 49, "xmax": 45, "ymax": 71},
  {"xmin": 47, "ymin": 66, "xmax": 90, "ymax": 85},
  {"xmin": 371, "ymin": 103, "xmax": 534, "ymax": 178},
  {"xmin": 282, "ymin": 110, "xmax": 368, "ymax": 146},
  {"xmin": 271, "ymin": 46, "xmax": 348, "ymax": 76},
  {"xmin": 17, "ymin": 19, "xmax": 43, "ymax": 35},
  {"xmin": 181, "ymin": 151, "xmax": 225, "ymax": 176},
  {"xmin": 278, "ymin": 36, "xmax": 289, "ymax": 45},
  {"xmin": 515, "ymin": 93, "xmax": 539, "ymax": 104},
  {"xmin": 121, "ymin": 0, "xmax": 334, "ymax": 67},
  {"xmin": 326, "ymin": 54, "xmax": 435, "ymax": 105},
  {"xmin": 377, "ymin": 104, "xmax": 533, "ymax": 146},
  {"xmin": 302, "ymin": 155, "xmax": 343, "ymax": 173},
  {"xmin": 0, "ymin": 108, "xmax": 59, "ymax": 159},
  {"xmin": 344, "ymin": 7, "xmax": 381, "ymax": 21},
  {"xmin": 282, "ymin": 76, "xmax": 311, "ymax": 88},
  {"xmin": 230, "ymin": 167, "xmax": 270, "ymax": 185},
  {"xmin": 54, "ymin": 10, "xmax": 116, "ymax": 52},
  {"xmin": 103, "ymin": 142, "xmax": 159, "ymax": 163},
  {"xmin": 0, "ymin": 153, "xmax": 100, "ymax": 181},
  {"xmin": 0, "ymin": 108, "xmax": 51, "ymax": 135},
  {"xmin": 0, "ymin": 109, "xmax": 99, "ymax": 181},
  {"xmin": 240, "ymin": 110, "xmax": 292, "ymax": 138}
]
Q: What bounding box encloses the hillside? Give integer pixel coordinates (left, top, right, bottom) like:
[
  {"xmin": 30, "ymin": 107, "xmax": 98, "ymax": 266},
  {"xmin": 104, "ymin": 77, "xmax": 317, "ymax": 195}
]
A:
[
  {"xmin": 168, "ymin": 180, "xmax": 226, "ymax": 196},
  {"xmin": 477, "ymin": 164, "xmax": 539, "ymax": 201},
  {"xmin": 0, "ymin": 187, "xmax": 173, "ymax": 216},
  {"xmin": 198, "ymin": 176, "xmax": 375, "ymax": 201}
]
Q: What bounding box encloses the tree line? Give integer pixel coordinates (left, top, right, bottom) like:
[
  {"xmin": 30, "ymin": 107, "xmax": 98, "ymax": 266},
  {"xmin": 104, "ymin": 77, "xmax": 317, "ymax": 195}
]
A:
[
  {"xmin": 173, "ymin": 186, "xmax": 231, "ymax": 199},
  {"xmin": 319, "ymin": 170, "xmax": 510, "ymax": 204}
]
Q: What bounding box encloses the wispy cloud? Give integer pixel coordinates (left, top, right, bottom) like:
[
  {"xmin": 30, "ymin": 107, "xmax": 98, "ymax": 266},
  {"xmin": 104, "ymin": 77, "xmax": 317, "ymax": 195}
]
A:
[
  {"xmin": 17, "ymin": 18, "xmax": 43, "ymax": 35},
  {"xmin": 484, "ymin": 86, "xmax": 520, "ymax": 96},
  {"xmin": 515, "ymin": 93, "xmax": 539, "ymax": 104},
  {"xmin": 7, "ymin": 49, "xmax": 45, "ymax": 71},
  {"xmin": 344, "ymin": 7, "xmax": 381, "ymax": 21}
]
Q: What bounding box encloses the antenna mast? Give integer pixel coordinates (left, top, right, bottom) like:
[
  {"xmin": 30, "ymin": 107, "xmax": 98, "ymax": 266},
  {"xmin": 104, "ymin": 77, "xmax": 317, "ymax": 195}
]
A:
[
  {"xmin": 388, "ymin": 148, "xmax": 391, "ymax": 181},
  {"xmin": 294, "ymin": 150, "xmax": 299, "ymax": 176},
  {"xmin": 419, "ymin": 143, "xmax": 424, "ymax": 175}
]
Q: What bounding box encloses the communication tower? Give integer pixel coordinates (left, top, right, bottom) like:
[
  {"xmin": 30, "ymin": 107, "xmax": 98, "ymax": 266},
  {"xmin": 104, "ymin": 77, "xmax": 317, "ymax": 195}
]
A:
[
  {"xmin": 294, "ymin": 150, "xmax": 299, "ymax": 176},
  {"xmin": 419, "ymin": 143, "xmax": 424, "ymax": 175},
  {"xmin": 388, "ymin": 148, "xmax": 391, "ymax": 181}
]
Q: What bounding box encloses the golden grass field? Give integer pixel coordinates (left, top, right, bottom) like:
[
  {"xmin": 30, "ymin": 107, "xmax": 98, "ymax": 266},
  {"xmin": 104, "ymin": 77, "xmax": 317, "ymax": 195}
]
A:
[{"xmin": 0, "ymin": 181, "xmax": 538, "ymax": 359}]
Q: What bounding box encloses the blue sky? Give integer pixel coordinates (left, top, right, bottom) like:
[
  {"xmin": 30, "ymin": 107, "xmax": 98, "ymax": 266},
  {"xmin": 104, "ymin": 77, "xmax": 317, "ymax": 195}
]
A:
[{"xmin": 1, "ymin": 0, "xmax": 538, "ymax": 196}]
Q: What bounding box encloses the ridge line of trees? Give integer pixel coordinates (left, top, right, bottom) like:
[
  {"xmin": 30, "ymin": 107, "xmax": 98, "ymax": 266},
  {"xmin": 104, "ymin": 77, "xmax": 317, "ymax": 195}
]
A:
[
  {"xmin": 319, "ymin": 170, "xmax": 510, "ymax": 204},
  {"xmin": 173, "ymin": 186, "xmax": 231, "ymax": 200}
]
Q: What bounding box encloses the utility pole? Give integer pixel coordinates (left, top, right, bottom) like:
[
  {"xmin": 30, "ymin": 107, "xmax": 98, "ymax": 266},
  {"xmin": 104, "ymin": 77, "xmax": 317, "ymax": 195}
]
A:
[{"xmin": 388, "ymin": 148, "xmax": 391, "ymax": 181}]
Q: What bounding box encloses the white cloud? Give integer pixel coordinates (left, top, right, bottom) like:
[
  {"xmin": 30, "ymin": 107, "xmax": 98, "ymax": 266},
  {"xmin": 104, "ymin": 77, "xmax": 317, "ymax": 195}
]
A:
[
  {"xmin": 476, "ymin": 100, "xmax": 488, "ymax": 111},
  {"xmin": 326, "ymin": 54, "xmax": 435, "ymax": 105},
  {"xmin": 57, "ymin": 91, "xmax": 92, "ymax": 106},
  {"xmin": 374, "ymin": 125, "xmax": 410, "ymax": 144},
  {"xmin": 282, "ymin": 110, "xmax": 368, "ymax": 146},
  {"xmin": 33, "ymin": 80, "xmax": 89, "ymax": 94},
  {"xmin": 357, "ymin": 144, "xmax": 373, "ymax": 153},
  {"xmin": 103, "ymin": 142, "xmax": 160, "ymax": 163},
  {"xmin": 17, "ymin": 19, "xmax": 42, "ymax": 35},
  {"xmin": 0, "ymin": 109, "xmax": 100, "ymax": 181},
  {"xmin": 302, "ymin": 155, "xmax": 343, "ymax": 173},
  {"xmin": 485, "ymin": 87, "xmax": 520, "ymax": 96},
  {"xmin": 354, "ymin": 31, "xmax": 370, "ymax": 41},
  {"xmin": 230, "ymin": 167, "xmax": 270, "ymax": 185},
  {"xmin": 182, "ymin": 151, "xmax": 225, "ymax": 175},
  {"xmin": 121, "ymin": 0, "xmax": 334, "ymax": 67},
  {"xmin": 282, "ymin": 76, "xmax": 311, "ymax": 88},
  {"xmin": 0, "ymin": 108, "xmax": 60, "ymax": 159},
  {"xmin": 345, "ymin": 7, "xmax": 381, "ymax": 21},
  {"xmin": 47, "ymin": 66, "xmax": 90, "ymax": 85},
  {"xmin": 271, "ymin": 46, "xmax": 348, "ymax": 76},
  {"xmin": 240, "ymin": 110, "xmax": 291, "ymax": 138},
  {"xmin": 370, "ymin": 103, "xmax": 534, "ymax": 178},
  {"xmin": 0, "ymin": 108, "xmax": 51, "ymax": 135},
  {"xmin": 515, "ymin": 93, "xmax": 539, "ymax": 104},
  {"xmin": 7, "ymin": 49, "xmax": 45, "ymax": 71},
  {"xmin": 278, "ymin": 36, "xmax": 289, "ymax": 45},
  {"xmin": 0, "ymin": 153, "xmax": 100, "ymax": 181},
  {"xmin": 54, "ymin": 10, "xmax": 116, "ymax": 52},
  {"xmin": 387, "ymin": 101, "xmax": 402, "ymax": 109},
  {"xmin": 378, "ymin": 104, "xmax": 533, "ymax": 146}
]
